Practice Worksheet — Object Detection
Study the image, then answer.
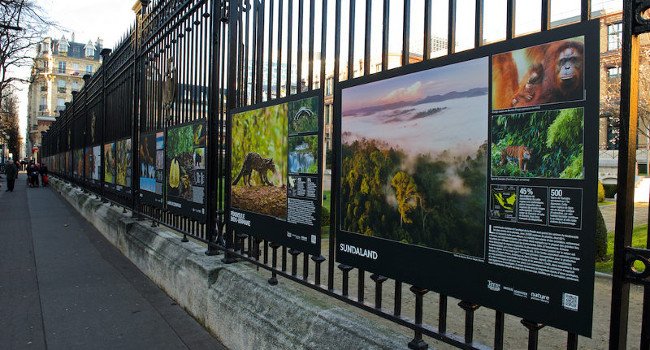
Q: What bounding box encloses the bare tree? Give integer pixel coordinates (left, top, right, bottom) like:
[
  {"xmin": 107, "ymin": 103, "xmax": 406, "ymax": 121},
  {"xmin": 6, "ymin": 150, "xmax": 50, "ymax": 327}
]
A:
[
  {"xmin": 0, "ymin": 0, "xmax": 53, "ymax": 103},
  {"xmin": 0, "ymin": 92, "xmax": 21, "ymax": 157},
  {"xmin": 601, "ymin": 47, "xmax": 650, "ymax": 148}
]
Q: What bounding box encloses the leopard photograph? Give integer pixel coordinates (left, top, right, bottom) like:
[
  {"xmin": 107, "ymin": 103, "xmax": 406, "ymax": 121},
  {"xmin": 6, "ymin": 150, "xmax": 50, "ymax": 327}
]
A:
[{"xmin": 231, "ymin": 103, "xmax": 289, "ymax": 219}]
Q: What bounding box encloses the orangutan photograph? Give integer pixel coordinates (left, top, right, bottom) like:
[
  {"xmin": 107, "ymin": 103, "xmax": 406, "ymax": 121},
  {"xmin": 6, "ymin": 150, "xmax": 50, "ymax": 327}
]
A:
[{"xmin": 492, "ymin": 36, "xmax": 585, "ymax": 111}]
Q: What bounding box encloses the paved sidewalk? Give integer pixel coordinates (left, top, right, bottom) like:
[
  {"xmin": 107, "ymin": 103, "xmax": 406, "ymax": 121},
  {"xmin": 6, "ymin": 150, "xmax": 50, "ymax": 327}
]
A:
[{"xmin": 0, "ymin": 174, "xmax": 226, "ymax": 350}]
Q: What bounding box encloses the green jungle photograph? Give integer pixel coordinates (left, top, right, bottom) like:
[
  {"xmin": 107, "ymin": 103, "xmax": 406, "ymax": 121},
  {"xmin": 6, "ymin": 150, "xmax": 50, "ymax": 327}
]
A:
[
  {"xmin": 288, "ymin": 96, "xmax": 319, "ymax": 134},
  {"xmin": 491, "ymin": 108, "xmax": 584, "ymax": 179},
  {"xmin": 104, "ymin": 143, "xmax": 115, "ymax": 184},
  {"xmin": 340, "ymin": 58, "xmax": 489, "ymax": 258},
  {"xmin": 231, "ymin": 104, "xmax": 288, "ymax": 219},
  {"xmin": 116, "ymin": 139, "xmax": 132, "ymax": 187},
  {"xmin": 166, "ymin": 123, "xmax": 206, "ymax": 202}
]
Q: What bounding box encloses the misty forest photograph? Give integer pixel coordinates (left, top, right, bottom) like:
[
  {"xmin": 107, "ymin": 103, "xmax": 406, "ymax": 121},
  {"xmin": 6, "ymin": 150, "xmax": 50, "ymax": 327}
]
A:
[{"xmin": 340, "ymin": 58, "xmax": 489, "ymax": 258}]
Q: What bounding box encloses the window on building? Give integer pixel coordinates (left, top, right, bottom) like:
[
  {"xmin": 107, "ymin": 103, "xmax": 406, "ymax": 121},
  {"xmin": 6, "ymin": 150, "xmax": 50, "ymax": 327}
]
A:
[
  {"xmin": 86, "ymin": 65, "xmax": 93, "ymax": 74},
  {"xmin": 608, "ymin": 22, "xmax": 622, "ymax": 51},
  {"xmin": 58, "ymin": 61, "xmax": 66, "ymax": 74},
  {"xmin": 85, "ymin": 45, "xmax": 94, "ymax": 57},
  {"xmin": 59, "ymin": 40, "xmax": 69, "ymax": 53},
  {"xmin": 71, "ymin": 81, "xmax": 79, "ymax": 92},
  {"xmin": 325, "ymin": 78, "xmax": 333, "ymax": 96},
  {"xmin": 39, "ymin": 96, "xmax": 47, "ymax": 111},
  {"xmin": 607, "ymin": 66, "xmax": 621, "ymax": 79},
  {"xmin": 40, "ymin": 84, "xmax": 47, "ymax": 92},
  {"xmin": 72, "ymin": 63, "xmax": 79, "ymax": 75},
  {"xmin": 57, "ymin": 98, "xmax": 65, "ymax": 112},
  {"xmin": 57, "ymin": 80, "xmax": 66, "ymax": 93}
]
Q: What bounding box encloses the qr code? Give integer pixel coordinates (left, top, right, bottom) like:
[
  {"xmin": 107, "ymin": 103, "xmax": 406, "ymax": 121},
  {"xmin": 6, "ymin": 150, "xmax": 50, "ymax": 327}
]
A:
[{"xmin": 563, "ymin": 293, "xmax": 579, "ymax": 311}]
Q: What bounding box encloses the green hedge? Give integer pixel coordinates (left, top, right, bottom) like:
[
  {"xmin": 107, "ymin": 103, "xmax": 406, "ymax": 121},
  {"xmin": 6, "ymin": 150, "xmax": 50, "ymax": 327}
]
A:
[{"xmin": 603, "ymin": 184, "xmax": 617, "ymax": 199}]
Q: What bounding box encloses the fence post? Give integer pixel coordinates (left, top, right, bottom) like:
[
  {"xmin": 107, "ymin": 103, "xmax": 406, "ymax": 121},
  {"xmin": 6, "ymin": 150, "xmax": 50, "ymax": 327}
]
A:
[
  {"xmin": 609, "ymin": 1, "xmax": 640, "ymax": 349},
  {"xmin": 222, "ymin": 0, "xmax": 240, "ymax": 264},
  {"xmin": 205, "ymin": 0, "xmax": 222, "ymax": 256},
  {"xmin": 100, "ymin": 48, "xmax": 112, "ymax": 202}
]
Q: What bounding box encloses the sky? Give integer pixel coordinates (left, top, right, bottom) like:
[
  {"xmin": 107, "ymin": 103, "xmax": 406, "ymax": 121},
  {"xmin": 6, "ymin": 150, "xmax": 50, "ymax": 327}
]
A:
[
  {"xmin": 11, "ymin": 0, "xmax": 621, "ymax": 155},
  {"xmin": 341, "ymin": 57, "xmax": 488, "ymax": 157},
  {"xmin": 13, "ymin": 0, "xmax": 136, "ymax": 154},
  {"xmin": 342, "ymin": 57, "xmax": 487, "ymax": 113}
]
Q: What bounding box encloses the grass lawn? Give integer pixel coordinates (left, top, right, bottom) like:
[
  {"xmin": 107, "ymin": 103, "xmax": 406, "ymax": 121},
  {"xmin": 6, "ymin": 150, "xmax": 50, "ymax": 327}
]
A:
[
  {"xmin": 596, "ymin": 224, "xmax": 648, "ymax": 273},
  {"xmin": 322, "ymin": 190, "xmax": 331, "ymax": 212}
]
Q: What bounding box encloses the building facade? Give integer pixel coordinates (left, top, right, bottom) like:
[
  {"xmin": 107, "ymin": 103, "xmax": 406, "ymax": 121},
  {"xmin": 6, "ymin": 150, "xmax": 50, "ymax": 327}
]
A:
[
  {"xmin": 26, "ymin": 35, "xmax": 103, "ymax": 161},
  {"xmin": 597, "ymin": 11, "xmax": 650, "ymax": 183}
]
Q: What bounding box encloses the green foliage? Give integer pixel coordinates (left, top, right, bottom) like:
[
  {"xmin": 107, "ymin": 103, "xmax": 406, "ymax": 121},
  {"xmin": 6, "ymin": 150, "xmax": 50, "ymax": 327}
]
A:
[
  {"xmin": 491, "ymin": 108, "xmax": 584, "ymax": 178},
  {"xmin": 321, "ymin": 206, "xmax": 330, "ymax": 226},
  {"xmin": 597, "ymin": 180, "xmax": 605, "ymax": 203},
  {"xmin": 167, "ymin": 124, "xmax": 195, "ymax": 159},
  {"xmin": 232, "ymin": 104, "xmax": 288, "ymax": 186},
  {"xmin": 341, "ymin": 139, "xmax": 486, "ymax": 257},
  {"xmin": 595, "ymin": 206, "xmax": 608, "ymax": 261},
  {"xmin": 391, "ymin": 171, "xmax": 419, "ymax": 226}
]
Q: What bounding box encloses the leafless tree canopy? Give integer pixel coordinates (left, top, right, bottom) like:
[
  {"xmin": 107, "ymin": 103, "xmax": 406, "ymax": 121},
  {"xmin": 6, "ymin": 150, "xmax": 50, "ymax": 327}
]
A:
[
  {"xmin": 0, "ymin": 0, "xmax": 53, "ymax": 102},
  {"xmin": 0, "ymin": 92, "xmax": 21, "ymax": 157},
  {"xmin": 601, "ymin": 48, "xmax": 650, "ymax": 148}
]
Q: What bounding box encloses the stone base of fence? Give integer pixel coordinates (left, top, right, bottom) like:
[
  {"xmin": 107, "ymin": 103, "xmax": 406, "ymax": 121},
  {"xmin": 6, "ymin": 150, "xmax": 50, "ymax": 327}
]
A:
[{"xmin": 50, "ymin": 178, "xmax": 409, "ymax": 350}]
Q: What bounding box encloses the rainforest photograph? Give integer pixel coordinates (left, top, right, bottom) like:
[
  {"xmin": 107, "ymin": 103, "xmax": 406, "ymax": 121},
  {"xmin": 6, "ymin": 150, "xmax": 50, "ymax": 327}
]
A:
[
  {"xmin": 490, "ymin": 108, "xmax": 584, "ymax": 179},
  {"xmin": 116, "ymin": 138, "xmax": 132, "ymax": 188},
  {"xmin": 340, "ymin": 58, "xmax": 488, "ymax": 258},
  {"xmin": 104, "ymin": 142, "xmax": 116, "ymax": 184},
  {"xmin": 231, "ymin": 103, "xmax": 288, "ymax": 219},
  {"xmin": 166, "ymin": 122, "xmax": 206, "ymax": 203}
]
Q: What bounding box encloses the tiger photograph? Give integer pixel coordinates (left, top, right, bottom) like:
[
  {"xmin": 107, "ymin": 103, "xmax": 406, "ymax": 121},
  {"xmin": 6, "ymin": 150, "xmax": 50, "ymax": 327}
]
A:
[{"xmin": 491, "ymin": 108, "xmax": 584, "ymax": 179}]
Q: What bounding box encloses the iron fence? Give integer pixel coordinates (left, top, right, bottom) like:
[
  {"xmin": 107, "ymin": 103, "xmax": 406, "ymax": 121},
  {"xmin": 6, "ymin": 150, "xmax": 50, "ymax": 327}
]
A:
[{"xmin": 40, "ymin": 0, "xmax": 650, "ymax": 349}]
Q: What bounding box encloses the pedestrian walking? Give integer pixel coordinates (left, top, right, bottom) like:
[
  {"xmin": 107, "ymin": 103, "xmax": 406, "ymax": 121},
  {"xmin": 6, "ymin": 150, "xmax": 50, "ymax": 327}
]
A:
[
  {"xmin": 39, "ymin": 162, "xmax": 49, "ymax": 187},
  {"xmin": 5, "ymin": 159, "xmax": 18, "ymax": 192},
  {"xmin": 26, "ymin": 162, "xmax": 34, "ymax": 187}
]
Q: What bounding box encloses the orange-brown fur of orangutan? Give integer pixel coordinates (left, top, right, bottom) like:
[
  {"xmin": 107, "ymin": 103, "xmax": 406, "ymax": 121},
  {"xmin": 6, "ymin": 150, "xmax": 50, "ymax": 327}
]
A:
[
  {"xmin": 492, "ymin": 52, "xmax": 519, "ymax": 109},
  {"xmin": 511, "ymin": 40, "xmax": 584, "ymax": 107}
]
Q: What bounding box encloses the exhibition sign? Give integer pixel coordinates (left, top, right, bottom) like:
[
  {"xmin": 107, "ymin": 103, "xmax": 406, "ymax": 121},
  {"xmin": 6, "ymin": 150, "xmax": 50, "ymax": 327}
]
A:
[
  {"xmin": 115, "ymin": 138, "xmax": 133, "ymax": 194},
  {"xmin": 229, "ymin": 91, "xmax": 323, "ymax": 255},
  {"xmin": 73, "ymin": 148, "xmax": 84, "ymax": 179},
  {"xmin": 334, "ymin": 21, "xmax": 598, "ymax": 336},
  {"xmin": 139, "ymin": 131, "xmax": 165, "ymax": 207},
  {"xmin": 165, "ymin": 121, "xmax": 206, "ymax": 222},
  {"xmin": 104, "ymin": 142, "xmax": 116, "ymax": 190},
  {"xmin": 91, "ymin": 145, "xmax": 101, "ymax": 184}
]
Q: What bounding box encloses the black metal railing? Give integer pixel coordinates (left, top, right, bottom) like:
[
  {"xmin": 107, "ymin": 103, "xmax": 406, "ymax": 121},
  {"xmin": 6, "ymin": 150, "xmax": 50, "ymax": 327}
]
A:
[{"xmin": 39, "ymin": 1, "xmax": 650, "ymax": 349}]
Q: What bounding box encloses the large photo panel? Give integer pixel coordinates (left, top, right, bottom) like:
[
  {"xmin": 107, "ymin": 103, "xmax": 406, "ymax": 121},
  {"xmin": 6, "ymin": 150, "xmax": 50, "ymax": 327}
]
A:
[
  {"xmin": 340, "ymin": 57, "xmax": 488, "ymax": 258},
  {"xmin": 139, "ymin": 131, "xmax": 165, "ymax": 207},
  {"xmin": 165, "ymin": 121, "xmax": 206, "ymax": 222},
  {"xmin": 335, "ymin": 20, "xmax": 599, "ymax": 336},
  {"xmin": 229, "ymin": 91, "xmax": 323, "ymax": 255}
]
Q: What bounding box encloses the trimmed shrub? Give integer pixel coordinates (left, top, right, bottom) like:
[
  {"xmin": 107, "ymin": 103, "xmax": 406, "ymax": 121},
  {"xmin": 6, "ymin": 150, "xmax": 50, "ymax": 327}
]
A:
[
  {"xmin": 321, "ymin": 206, "xmax": 330, "ymax": 226},
  {"xmin": 603, "ymin": 184, "xmax": 617, "ymax": 199},
  {"xmin": 598, "ymin": 180, "xmax": 605, "ymax": 202},
  {"xmin": 595, "ymin": 206, "xmax": 608, "ymax": 261}
]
